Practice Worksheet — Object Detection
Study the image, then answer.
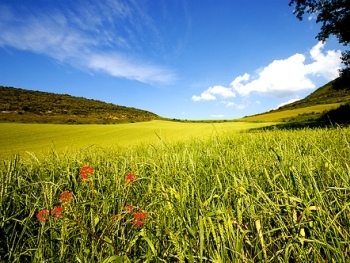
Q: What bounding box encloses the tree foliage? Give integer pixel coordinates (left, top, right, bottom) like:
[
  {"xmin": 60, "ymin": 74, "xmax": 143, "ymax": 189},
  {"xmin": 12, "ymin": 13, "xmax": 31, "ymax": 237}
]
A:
[{"xmin": 289, "ymin": 0, "xmax": 350, "ymax": 88}]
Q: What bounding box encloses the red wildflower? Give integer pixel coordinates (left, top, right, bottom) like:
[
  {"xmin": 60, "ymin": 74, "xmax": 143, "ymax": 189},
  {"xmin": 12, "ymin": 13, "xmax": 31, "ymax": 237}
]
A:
[
  {"xmin": 51, "ymin": 206, "xmax": 64, "ymax": 219},
  {"xmin": 80, "ymin": 165, "xmax": 94, "ymax": 182},
  {"xmin": 133, "ymin": 219, "xmax": 144, "ymax": 227},
  {"xmin": 59, "ymin": 191, "xmax": 74, "ymax": 204},
  {"xmin": 110, "ymin": 214, "xmax": 118, "ymax": 220},
  {"xmin": 126, "ymin": 205, "xmax": 134, "ymax": 213},
  {"xmin": 125, "ymin": 173, "xmax": 136, "ymax": 183},
  {"xmin": 37, "ymin": 209, "xmax": 49, "ymax": 223},
  {"xmin": 134, "ymin": 211, "xmax": 147, "ymax": 220}
]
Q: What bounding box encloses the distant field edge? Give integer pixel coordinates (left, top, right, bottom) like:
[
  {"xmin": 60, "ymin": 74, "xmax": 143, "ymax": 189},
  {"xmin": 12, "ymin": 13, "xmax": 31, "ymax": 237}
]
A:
[{"xmin": 240, "ymin": 103, "xmax": 342, "ymax": 122}]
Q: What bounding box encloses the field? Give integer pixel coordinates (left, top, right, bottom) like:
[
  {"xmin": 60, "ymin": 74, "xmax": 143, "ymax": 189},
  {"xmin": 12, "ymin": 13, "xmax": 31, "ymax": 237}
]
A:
[
  {"xmin": 241, "ymin": 103, "xmax": 341, "ymax": 122},
  {"xmin": 0, "ymin": 120, "xmax": 277, "ymax": 159},
  {"xmin": 1, "ymin": 123, "xmax": 350, "ymax": 262}
]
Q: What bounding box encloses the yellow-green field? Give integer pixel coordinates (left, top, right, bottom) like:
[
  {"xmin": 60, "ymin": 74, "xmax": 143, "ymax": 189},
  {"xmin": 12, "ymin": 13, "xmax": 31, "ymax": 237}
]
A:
[
  {"xmin": 0, "ymin": 120, "xmax": 277, "ymax": 158},
  {"xmin": 241, "ymin": 103, "xmax": 340, "ymax": 121},
  {"xmin": 2, "ymin": 126, "xmax": 350, "ymax": 262}
]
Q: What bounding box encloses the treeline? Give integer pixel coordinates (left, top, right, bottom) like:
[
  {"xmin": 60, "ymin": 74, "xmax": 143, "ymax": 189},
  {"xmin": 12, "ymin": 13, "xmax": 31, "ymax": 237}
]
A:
[{"xmin": 0, "ymin": 86, "xmax": 159, "ymax": 124}]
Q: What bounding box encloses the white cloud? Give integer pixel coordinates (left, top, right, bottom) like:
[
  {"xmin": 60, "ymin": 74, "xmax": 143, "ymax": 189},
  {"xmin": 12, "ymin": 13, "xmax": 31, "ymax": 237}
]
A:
[
  {"xmin": 191, "ymin": 85, "xmax": 235, "ymax": 102},
  {"xmin": 0, "ymin": 1, "xmax": 175, "ymax": 85},
  {"xmin": 275, "ymin": 98, "xmax": 300, "ymax": 109},
  {"xmin": 230, "ymin": 42, "xmax": 342, "ymax": 97},
  {"xmin": 192, "ymin": 92, "xmax": 215, "ymax": 102},
  {"xmin": 191, "ymin": 42, "xmax": 341, "ymax": 105}
]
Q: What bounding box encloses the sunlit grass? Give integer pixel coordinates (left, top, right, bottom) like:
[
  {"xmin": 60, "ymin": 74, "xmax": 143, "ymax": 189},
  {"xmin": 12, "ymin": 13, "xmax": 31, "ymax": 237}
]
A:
[
  {"xmin": 0, "ymin": 120, "xmax": 277, "ymax": 159},
  {"xmin": 241, "ymin": 103, "xmax": 340, "ymax": 121},
  {"xmin": 1, "ymin": 127, "xmax": 349, "ymax": 262}
]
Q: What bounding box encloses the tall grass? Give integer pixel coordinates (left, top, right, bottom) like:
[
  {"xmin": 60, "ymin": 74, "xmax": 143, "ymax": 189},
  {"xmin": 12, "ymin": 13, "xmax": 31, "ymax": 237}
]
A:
[{"xmin": 1, "ymin": 127, "xmax": 349, "ymax": 262}]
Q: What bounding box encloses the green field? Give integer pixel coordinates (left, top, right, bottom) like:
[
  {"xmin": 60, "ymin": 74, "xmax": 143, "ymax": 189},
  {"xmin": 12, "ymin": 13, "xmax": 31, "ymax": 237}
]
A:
[
  {"xmin": 1, "ymin": 126, "xmax": 350, "ymax": 262},
  {"xmin": 241, "ymin": 103, "xmax": 341, "ymax": 122},
  {"xmin": 0, "ymin": 120, "xmax": 278, "ymax": 159}
]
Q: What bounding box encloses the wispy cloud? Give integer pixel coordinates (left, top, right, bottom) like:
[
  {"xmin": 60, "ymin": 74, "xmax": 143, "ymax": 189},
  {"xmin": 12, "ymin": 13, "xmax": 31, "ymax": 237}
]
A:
[
  {"xmin": 0, "ymin": 0, "xmax": 176, "ymax": 84},
  {"xmin": 87, "ymin": 53, "xmax": 175, "ymax": 84},
  {"xmin": 192, "ymin": 42, "xmax": 342, "ymax": 104}
]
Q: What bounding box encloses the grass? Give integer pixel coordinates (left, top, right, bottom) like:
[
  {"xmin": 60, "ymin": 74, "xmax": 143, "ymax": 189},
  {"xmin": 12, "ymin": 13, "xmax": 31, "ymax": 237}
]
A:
[
  {"xmin": 1, "ymin": 126, "xmax": 350, "ymax": 262},
  {"xmin": 241, "ymin": 103, "xmax": 341, "ymax": 122},
  {"xmin": 0, "ymin": 120, "xmax": 278, "ymax": 159}
]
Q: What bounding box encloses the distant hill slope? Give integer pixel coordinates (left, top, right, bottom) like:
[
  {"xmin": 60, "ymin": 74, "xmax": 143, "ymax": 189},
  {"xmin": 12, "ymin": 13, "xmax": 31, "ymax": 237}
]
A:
[
  {"xmin": 275, "ymin": 79, "xmax": 350, "ymax": 111},
  {"xmin": 242, "ymin": 78, "xmax": 350, "ymax": 124},
  {"xmin": 0, "ymin": 86, "xmax": 159, "ymax": 124}
]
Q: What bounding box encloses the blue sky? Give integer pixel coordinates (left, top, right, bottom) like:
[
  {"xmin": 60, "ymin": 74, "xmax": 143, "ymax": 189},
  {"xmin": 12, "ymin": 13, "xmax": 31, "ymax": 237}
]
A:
[{"xmin": 0, "ymin": 0, "xmax": 345, "ymax": 120}]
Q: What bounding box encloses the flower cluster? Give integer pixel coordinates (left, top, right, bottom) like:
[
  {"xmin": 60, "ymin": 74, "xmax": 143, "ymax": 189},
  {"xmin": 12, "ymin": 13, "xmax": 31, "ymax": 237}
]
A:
[
  {"xmin": 36, "ymin": 209, "xmax": 49, "ymax": 223},
  {"xmin": 80, "ymin": 165, "xmax": 94, "ymax": 182},
  {"xmin": 59, "ymin": 191, "xmax": 74, "ymax": 204},
  {"xmin": 133, "ymin": 211, "xmax": 147, "ymax": 227},
  {"xmin": 37, "ymin": 169, "xmax": 148, "ymax": 234},
  {"xmin": 51, "ymin": 207, "xmax": 63, "ymax": 219},
  {"xmin": 37, "ymin": 191, "xmax": 73, "ymax": 223},
  {"xmin": 126, "ymin": 205, "xmax": 134, "ymax": 213},
  {"xmin": 125, "ymin": 173, "xmax": 136, "ymax": 183}
]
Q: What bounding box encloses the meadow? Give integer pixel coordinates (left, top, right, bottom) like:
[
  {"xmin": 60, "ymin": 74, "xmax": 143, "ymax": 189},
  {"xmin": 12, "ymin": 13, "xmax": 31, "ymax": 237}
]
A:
[
  {"xmin": 0, "ymin": 120, "xmax": 277, "ymax": 159},
  {"xmin": 1, "ymin": 123, "xmax": 350, "ymax": 262}
]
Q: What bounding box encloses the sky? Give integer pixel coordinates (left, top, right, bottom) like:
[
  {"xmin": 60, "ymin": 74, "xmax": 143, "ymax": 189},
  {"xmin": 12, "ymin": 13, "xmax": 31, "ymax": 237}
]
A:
[{"xmin": 0, "ymin": 0, "xmax": 345, "ymax": 120}]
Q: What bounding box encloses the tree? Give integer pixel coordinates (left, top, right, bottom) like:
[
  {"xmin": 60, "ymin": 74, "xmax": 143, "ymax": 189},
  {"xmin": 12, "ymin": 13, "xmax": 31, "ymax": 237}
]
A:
[{"xmin": 289, "ymin": 0, "xmax": 350, "ymax": 89}]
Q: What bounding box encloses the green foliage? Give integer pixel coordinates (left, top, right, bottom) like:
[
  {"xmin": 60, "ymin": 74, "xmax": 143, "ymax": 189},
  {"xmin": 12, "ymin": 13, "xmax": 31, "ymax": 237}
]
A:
[
  {"xmin": 0, "ymin": 86, "xmax": 159, "ymax": 124},
  {"xmin": 1, "ymin": 127, "xmax": 350, "ymax": 262},
  {"xmin": 319, "ymin": 102, "xmax": 350, "ymax": 125}
]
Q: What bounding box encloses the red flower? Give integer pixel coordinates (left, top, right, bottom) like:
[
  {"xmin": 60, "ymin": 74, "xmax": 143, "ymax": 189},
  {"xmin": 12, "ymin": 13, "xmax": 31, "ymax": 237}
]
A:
[
  {"xmin": 37, "ymin": 209, "xmax": 49, "ymax": 223},
  {"xmin": 134, "ymin": 211, "xmax": 147, "ymax": 220},
  {"xmin": 125, "ymin": 173, "xmax": 136, "ymax": 183},
  {"xmin": 126, "ymin": 205, "xmax": 134, "ymax": 213},
  {"xmin": 110, "ymin": 214, "xmax": 118, "ymax": 220},
  {"xmin": 59, "ymin": 191, "xmax": 74, "ymax": 204},
  {"xmin": 133, "ymin": 219, "xmax": 144, "ymax": 227},
  {"xmin": 80, "ymin": 165, "xmax": 94, "ymax": 182},
  {"xmin": 51, "ymin": 207, "xmax": 64, "ymax": 219},
  {"xmin": 132, "ymin": 212, "xmax": 146, "ymax": 226}
]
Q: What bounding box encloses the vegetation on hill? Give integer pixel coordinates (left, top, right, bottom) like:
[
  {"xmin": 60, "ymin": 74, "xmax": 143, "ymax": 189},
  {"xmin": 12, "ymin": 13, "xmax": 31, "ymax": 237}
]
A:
[
  {"xmin": 243, "ymin": 78, "xmax": 350, "ymax": 126},
  {"xmin": 275, "ymin": 79, "xmax": 350, "ymax": 111},
  {"xmin": 0, "ymin": 86, "xmax": 159, "ymax": 124}
]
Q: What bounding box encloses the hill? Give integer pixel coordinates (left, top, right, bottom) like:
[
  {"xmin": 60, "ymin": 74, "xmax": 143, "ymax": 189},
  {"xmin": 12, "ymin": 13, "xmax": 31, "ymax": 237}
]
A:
[
  {"xmin": 0, "ymin": 86, "xmax": 159, "ymax": 124},
  {"xmin": 275, "ymin": 79, "xmax": 350, "ymax": 111},
  {"xmin": 242, "ymin": 78, "xmax": 350, "ymax": 125}
]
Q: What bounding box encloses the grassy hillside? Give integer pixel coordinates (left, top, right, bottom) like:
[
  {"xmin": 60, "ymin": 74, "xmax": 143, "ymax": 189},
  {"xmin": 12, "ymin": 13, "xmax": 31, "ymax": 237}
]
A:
[
  {"xmin": 276, "ymin": 79, "xmax": 350, "ymax": 111},
  {"xmin": 0, "ymin": 86, "xmax": 159, "ymax": 124},
  {"xmin": 242, "ymin": 78, "xmax": 350, "ymax": 125}
]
